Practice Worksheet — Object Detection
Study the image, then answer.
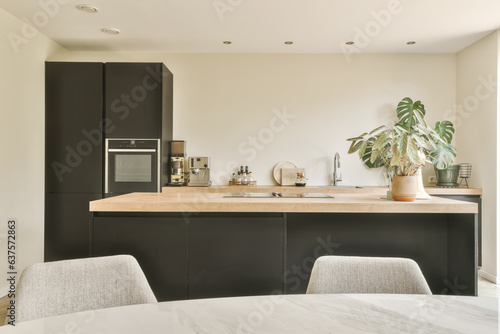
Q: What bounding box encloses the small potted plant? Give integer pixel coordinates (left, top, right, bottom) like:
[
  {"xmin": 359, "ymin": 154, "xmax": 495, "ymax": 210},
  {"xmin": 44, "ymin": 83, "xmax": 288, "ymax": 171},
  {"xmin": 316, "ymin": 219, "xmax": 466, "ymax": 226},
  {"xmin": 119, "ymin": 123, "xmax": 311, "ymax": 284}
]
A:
[
  {"xmin": 347, "ymin": 97, "xmax": 455, "ymax": 201},
  {"xmin": 429, "ymin": 121, "xmax": 458, "ymax": 186}
]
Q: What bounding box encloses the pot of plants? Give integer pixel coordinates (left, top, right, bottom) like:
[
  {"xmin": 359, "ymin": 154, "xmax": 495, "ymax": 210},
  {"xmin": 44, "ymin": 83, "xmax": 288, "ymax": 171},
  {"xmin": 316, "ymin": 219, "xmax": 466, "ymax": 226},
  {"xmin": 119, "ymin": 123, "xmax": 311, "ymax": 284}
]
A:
[
  {"xmin": 434, "ymin": 165, "xmax": 460, "ymax": 187},
  {"xmin": 391, "ymin": 175, "xmax": 417, "ymax": 202}
]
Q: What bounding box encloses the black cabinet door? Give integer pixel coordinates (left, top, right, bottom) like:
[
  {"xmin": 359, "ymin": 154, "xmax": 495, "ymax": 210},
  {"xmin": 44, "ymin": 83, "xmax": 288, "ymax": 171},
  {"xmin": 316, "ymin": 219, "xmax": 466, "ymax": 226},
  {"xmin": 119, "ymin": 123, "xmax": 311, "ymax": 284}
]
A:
[
  {"xmin": 45, "ymin": 193, "xmax": 102, "ymax": 262},
  {"xmin": 188, "ymin": 214, "xmax": 284, "ymax": 299},
  {"xmin": 92, "ymin": 215, "xmax": 188, "ymax": 301},
  {"xmin": 436, "ymin": 195, "xmax": 482, "ymax": 266},
  {"xmin": 45, "ymin": 62, "xmax": 104, "ymax": 193},
  {"xmin": 105, "ymin": 63, "xmax": 163, "ymax": 139},
  {"xmin": 286, "ymin": 213, "xmax": 448, "ymax": 295}
]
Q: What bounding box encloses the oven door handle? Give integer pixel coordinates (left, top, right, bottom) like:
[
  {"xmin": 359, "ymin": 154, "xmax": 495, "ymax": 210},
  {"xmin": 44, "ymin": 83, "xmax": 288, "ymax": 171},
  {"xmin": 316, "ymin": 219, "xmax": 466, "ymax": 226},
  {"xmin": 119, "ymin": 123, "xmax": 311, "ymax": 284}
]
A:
[{"xmin": 108, "ymin": 149, "xmax": 157, "ymax": 153}]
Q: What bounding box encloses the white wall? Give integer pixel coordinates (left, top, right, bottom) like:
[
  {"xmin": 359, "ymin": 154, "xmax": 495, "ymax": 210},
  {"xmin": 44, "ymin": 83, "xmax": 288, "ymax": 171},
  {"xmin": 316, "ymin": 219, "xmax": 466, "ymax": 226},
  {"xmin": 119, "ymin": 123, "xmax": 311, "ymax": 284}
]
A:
[
  {"xmin": 60, "ymin": 51, "xmax": 456, "ymax": 186},
  {"xmin": 456, "ymin": 31, "xmax": 499, "ymax": 282},
  {"xmin": 0, "ymin": 9, "xmax": 69, "ymax": 294}
]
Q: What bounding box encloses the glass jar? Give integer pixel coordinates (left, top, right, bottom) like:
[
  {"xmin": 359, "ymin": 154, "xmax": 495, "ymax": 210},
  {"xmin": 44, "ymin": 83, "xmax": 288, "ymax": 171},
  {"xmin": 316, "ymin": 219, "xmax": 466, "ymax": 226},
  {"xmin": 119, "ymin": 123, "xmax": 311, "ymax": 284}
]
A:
[{"xmin": 295, "ymin": 172, "xmax": 307, "ymax": 187}]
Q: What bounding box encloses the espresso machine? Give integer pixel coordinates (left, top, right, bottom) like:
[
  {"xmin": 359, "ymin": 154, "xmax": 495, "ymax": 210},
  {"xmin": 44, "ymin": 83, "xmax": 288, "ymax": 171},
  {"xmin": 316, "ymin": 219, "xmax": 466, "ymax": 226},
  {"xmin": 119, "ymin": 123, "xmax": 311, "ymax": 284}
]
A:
[
  {"xmin": 188, "ymin": 157, "xmax": 211, "ymax": 187},
  {"xmin": 169, "ymin": 140, "xmax": 187, "ymax": 186}
]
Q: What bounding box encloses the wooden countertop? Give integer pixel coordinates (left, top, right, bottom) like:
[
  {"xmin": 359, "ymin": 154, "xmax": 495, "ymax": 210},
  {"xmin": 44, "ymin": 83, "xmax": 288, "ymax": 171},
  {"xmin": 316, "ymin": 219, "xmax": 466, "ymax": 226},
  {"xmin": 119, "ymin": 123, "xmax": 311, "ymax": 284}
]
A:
[
  {"xmin": 161, "ymin": 185, "xmax": 482, "ymax": 196},
  {"xmin": 90, "ymin": 191, "xmax": 478, "ymax": 214}
]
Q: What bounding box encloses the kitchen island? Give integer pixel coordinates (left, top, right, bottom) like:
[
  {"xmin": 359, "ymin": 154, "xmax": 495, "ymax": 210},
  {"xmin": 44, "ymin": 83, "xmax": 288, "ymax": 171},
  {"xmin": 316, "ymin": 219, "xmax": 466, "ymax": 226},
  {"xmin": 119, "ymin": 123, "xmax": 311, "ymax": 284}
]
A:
[{"xmin": 89, "ymin": 187, "xmax": 478, "ymax": 301}]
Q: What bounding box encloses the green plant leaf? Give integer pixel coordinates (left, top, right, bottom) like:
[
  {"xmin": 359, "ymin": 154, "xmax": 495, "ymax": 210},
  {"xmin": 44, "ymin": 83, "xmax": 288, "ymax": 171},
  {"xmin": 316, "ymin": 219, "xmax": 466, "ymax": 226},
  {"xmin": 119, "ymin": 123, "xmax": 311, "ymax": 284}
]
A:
[
  {"xmin": 430, "ymin": 143, "xmax": 457, "ymax": 169},
  {"xmin": 369, "ymin": 125, "xmax": 385, "ymax": 135},
  {"xmin": 358, "ymin": 140, "xmax": 368, "ymax": 158},
  {"xmin": 400, "ymin": 133, "xmax": 408, "ymax": 157},
  {"xmin": 372, "ymin": 131, "xmax": 388, "ymax": 150},
  {"xmin": 346, "ymin": 133, "xmax": 367, "ymax": 141},
  {"xmin": 370, "ymin": 149, "xmax": 379, "ymax": 164},
  {"xmin": 359, "ymin": 137, "xmax": 385, "ymax": 168},
  {"xmin": 390, "ymin": 145, "xmax": 400, "ymax": 166},
  {"xmin": 348, "ymin": 141, "xmax": 363, "ymax": 154},
  {"xmin": 406, "ymin": 137, "xmax": 419, "ymax": 163},
  {"xmin": 434, "ymin": 120, "xmax": 455, "ymax": 144},
  {"xmin": 411, "ymin": 134, "xmax": 428, "ymax": 150},
  {"xmin": 396, "ymin": 97, "xmax": 427, "ymax": 130}
]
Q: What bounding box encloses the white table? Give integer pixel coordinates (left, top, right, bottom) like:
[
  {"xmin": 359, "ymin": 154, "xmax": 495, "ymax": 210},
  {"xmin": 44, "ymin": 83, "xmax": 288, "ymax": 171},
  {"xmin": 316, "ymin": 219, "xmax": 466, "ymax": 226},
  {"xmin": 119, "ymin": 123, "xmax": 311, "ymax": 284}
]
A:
[{"xmin": 1, "ymin": 294, "xmax": 498, "ymax": 333}]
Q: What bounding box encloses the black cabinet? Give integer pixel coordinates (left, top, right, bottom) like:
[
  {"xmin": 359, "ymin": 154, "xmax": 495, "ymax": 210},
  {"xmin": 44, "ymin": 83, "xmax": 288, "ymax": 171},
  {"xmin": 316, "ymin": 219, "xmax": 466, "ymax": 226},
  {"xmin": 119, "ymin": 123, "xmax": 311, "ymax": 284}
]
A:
[
  {"xmin": 90, "ymin": 210, "xmax": 477, "ymax": 297},
  {"xmin": 286, "ymin": 213, "xmax": 476, "ymax": 296},
  {"xmin": 92, "ymin": 214, "xmax": 188, "ymax": 301},
  {"xmin": 45, "ymin": 193, "xmax": 102, "ymax": 261},
  {"xmin": 45, "ymin": 62, "xmax": 103, "ymax": 193},
  {"xmin": 91, "ymin": 213, "xmax": 284, "ymax": 301},
  {"xmin": 188, "ymin": 214, "xmax": 284, "ymax": 299},
  {"xmin": 45, "ymin": 62, "xmax": 174, "ymax": 262},
  {"xmin": 45, "ymin": 62, "xmax": 104, "ymax": 262},
  {"xmin": 105, "ymin": 63, "xmax": 173, "ymax": 140},
  {"xmin": 435, "ymin": 195, "xmax": 482, "ymax": 266}
]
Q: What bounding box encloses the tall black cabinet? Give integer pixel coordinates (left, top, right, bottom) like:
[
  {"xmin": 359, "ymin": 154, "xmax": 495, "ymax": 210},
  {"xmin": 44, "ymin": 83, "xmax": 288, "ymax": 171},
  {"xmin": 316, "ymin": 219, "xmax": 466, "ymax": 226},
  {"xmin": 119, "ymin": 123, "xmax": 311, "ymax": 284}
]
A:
[
  {"xmin": 45, "ymin": 62, "xmax": 104, "ymax": 261},
  {"xmin": 45, "ymin": 62, "xmax": 173, "ymax": 262}
]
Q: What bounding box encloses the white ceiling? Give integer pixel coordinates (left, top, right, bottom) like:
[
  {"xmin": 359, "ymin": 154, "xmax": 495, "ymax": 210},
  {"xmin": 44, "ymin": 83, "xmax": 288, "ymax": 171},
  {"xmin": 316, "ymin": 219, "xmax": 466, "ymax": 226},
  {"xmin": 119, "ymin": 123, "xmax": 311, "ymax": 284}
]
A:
[{"xmin": 1, "ymin": 0, "xmax": 500, "ymax": 53}]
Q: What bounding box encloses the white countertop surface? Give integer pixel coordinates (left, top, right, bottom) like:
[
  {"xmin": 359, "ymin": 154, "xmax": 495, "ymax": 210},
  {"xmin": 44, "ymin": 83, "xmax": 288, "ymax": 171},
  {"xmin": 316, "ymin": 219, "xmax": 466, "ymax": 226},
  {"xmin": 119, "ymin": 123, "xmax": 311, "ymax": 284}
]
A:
[{"xmin": 3, "ymin": 294, "xmax": 497, "ymax": 333}]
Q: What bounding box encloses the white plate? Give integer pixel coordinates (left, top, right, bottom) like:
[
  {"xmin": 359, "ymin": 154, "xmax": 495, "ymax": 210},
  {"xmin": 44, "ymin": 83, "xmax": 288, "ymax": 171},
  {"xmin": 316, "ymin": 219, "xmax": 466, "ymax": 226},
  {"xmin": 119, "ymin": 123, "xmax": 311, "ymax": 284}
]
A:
[{"xmin": 273, "ymin": 161, "xmax": 297, "ymax": 185}]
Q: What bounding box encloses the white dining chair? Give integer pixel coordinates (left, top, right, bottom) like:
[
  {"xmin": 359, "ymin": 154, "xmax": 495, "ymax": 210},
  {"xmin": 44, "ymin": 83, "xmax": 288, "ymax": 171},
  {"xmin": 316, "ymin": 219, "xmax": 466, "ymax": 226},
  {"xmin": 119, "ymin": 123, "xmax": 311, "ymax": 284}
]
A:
[
  {"xmin": 306, "ymin": 255, "xmax": 432, "ymax": 295},
  {"xmin": 13, "ymin": 255, "xmax": 157, "ymax": 323}
]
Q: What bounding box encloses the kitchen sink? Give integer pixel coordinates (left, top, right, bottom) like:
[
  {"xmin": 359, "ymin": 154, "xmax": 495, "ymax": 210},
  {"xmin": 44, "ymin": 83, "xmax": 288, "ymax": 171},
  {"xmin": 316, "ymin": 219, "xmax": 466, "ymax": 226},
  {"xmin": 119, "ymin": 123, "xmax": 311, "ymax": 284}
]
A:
[{"xmin": 223, "ymin": 192, "xmax": 334, "ymax": 198}]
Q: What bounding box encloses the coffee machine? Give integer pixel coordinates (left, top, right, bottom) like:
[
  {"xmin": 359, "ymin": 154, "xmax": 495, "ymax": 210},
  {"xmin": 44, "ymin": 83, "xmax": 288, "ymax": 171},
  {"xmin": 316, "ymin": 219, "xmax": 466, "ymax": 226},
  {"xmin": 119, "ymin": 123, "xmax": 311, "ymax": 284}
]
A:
[
  {"xmin": 188, "ymin": 157, "xmax": 211, "ymax": 187},
  {"xmin": 169, "ymin": 140, "xmax": 187, "ymax": 186}
]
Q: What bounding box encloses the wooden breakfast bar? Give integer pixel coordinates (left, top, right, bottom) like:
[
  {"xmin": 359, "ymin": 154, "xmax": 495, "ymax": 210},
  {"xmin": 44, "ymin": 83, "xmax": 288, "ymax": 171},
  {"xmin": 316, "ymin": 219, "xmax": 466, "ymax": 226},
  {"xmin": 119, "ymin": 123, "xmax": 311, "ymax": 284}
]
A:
[{"xmin": 89, "ymin": 186, "xmax": 479, "ymax": 301}]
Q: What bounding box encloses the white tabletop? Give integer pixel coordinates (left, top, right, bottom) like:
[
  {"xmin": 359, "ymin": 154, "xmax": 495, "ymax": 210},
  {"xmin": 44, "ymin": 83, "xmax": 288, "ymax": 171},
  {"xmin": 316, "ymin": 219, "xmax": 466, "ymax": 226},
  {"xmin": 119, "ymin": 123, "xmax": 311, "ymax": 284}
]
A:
[{"xmin": 1, "ymin": 294, "xmax": 498, "ymax": 333}]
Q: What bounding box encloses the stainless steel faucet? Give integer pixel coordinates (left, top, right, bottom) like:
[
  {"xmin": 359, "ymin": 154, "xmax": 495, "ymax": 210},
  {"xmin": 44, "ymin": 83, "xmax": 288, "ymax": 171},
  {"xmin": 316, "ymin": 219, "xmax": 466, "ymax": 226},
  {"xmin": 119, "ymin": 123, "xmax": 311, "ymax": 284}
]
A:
[{"xmin": 333, "ymin": 152, "xmax": 342, "ymax": 186}]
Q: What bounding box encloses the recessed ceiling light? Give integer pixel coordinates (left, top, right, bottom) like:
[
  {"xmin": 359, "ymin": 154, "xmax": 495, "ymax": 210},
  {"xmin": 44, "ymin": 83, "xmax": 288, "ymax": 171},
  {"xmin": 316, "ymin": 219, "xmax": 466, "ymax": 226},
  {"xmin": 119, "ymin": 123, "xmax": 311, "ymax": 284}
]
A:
[
  {"xmin": 284, "ymin": 41, "xmax": 293, "ymax": 45},
  {"xmin": 222, "ymin": 41, "xmax": 232, "ymax": 45},
  {"xmin": 101, "ymin": 28, "xmax": 120, "ymax": 35},
  {"xmin": 345, "ymin": 41, "xmax": 355, "ymax": 45},
  {"xmin": 76, "ymin": 4, "xmax": 99, "ymax": 13},
  {"xmin": 407, "ymin": 41, "xmax": 416, "ymax": 45}
]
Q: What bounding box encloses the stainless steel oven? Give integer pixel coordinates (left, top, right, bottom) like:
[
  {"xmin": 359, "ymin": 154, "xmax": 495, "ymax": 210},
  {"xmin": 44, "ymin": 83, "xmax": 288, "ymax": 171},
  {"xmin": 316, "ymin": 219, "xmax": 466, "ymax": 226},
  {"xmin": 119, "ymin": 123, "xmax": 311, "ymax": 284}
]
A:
[{"xmin": 105, "ymin": 139, "xmax": 160, "ymax": 196}]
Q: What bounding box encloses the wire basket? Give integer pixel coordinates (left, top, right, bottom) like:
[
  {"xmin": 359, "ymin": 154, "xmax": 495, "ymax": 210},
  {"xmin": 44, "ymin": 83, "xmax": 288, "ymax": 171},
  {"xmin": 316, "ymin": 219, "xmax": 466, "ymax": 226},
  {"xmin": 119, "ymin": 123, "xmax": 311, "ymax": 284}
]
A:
[
  {"xmin": 459, "ymin": 163, "xmax": 472, "ymax": 188},
  {"xmin": 459, "ymin": 163, "xmax": 472, "ymax": 178}
]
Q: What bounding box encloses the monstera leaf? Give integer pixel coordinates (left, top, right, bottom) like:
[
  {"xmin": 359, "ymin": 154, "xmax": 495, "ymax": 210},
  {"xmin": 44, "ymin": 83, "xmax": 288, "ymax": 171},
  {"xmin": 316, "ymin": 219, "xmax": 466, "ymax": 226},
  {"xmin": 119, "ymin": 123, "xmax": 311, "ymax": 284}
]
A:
[
  {"xmin": 434, "ymin": 121, "xmax": 454, "ymax": 144},
  {"xmin": 396, "ymin": 97, "xmax": 426, "ymax": 130},
  {"xmin": 430, "ymin": 143, "xmax": 457, "ymax": 170}
]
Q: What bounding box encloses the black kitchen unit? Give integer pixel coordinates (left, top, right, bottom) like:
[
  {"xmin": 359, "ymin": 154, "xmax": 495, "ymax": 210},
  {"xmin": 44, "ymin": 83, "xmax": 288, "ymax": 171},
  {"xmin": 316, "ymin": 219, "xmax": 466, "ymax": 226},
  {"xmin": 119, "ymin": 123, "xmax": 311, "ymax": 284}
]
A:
[
  {"xmin": 91, "ymin": 213, "xmax": 284, "ymax": 301},
  {"xmin": 90, "ymin": 210, "xmax": 477, "ymax": 301},
  {"xmin": 435, "ymin": 194, "xmax": 482, "ymax": 266},
  {"xmin": 45, "ymin": 62, "xmax": 173, "ymax": 262}
]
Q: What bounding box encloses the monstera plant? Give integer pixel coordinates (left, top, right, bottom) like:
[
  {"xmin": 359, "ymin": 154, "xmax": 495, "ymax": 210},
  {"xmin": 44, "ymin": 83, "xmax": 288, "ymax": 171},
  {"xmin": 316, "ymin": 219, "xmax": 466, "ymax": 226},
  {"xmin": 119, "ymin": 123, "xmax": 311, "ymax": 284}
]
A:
[
  {"xmin": 430, "ymin": 120, "xmax": 458, "ymax": 186},
  {"xmin": 347, "ymin": 97, "xmax": 456, "ymax": 200},
  {"xmin": 430, "ymin": 120, "xmax": 457, "ymax": 170}
]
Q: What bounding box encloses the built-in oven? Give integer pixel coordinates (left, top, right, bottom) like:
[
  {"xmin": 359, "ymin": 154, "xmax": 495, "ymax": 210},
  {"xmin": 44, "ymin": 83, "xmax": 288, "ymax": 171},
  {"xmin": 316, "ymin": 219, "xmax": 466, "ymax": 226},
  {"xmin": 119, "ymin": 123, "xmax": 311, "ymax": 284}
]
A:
[{"xmin": 105, "ymin": 139, "xmax": 160, "ymax": 196}]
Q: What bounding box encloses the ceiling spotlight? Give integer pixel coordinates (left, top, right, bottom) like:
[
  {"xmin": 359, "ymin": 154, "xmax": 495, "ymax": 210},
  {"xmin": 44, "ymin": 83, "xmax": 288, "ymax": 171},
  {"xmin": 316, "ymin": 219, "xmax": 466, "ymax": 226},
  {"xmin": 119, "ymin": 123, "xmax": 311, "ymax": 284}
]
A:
[
  {"xmin": 76, "ymin": 4, "xmax": 99, "ymax": 13},
  {"xmin": 101, "ymin": 28, "xmax": 120, "ymax": 35},
  {"xmin": 407, "ymin": 41, "xmax": 416, "ymax": 45},
  {"xmin": 223, "ymin": 41, "xmax": 232, "ymax": 45},
  {"xmin": 345, "ymin": 41, "xmax": 355, "ymax": 45},
  {"xmin": 284, "ymin": 41, "xmax": 293, "ymax": 45}
]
